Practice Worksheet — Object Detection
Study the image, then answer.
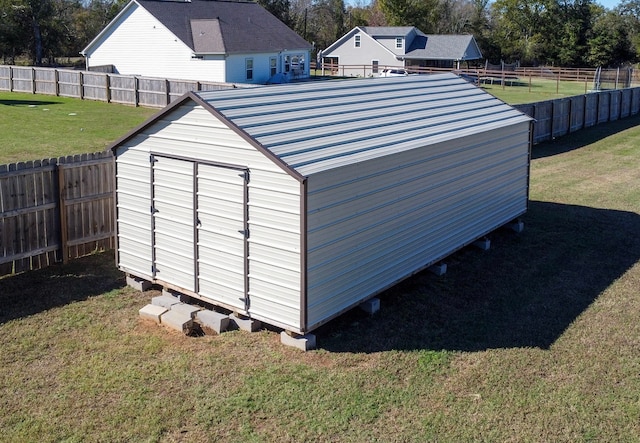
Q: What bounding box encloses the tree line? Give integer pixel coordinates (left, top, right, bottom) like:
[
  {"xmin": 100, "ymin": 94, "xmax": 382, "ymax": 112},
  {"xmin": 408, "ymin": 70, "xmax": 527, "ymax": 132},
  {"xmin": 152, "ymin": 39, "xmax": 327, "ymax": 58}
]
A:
[{"xmin": 1, "ymin": 0, "xmax": 639, "ymax": 68}]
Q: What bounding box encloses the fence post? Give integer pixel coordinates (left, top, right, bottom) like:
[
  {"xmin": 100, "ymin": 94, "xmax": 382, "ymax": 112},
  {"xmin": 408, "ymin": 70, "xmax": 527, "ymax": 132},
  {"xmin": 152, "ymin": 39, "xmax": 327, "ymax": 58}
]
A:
[
  {"xmin": 31, "ymin": 67, "xmax": 36, "ymax": 94},
  {"xmin": 105, "ymin": 73, "xmax": 111, "ymax": 103},
  {"xmin": 79, "ymin": 71, "xmax": 84, "ymax": 99},
  {"xmin": 165, "ymin": 79, "xmax": 170, "ymax": 105},
  {"xmin": 134, "ymin": 76, "xmax": 139, "ymax": 107},
  {"xmin": 583, "ymin": 94, "xmax": 588, "ymax": 131},
  {"xmin": 54, "ymin": 69, "xmax": 60, "ymax": 96},
  {"xmin": 549, "ymin": 99, "xmax": 555, "ymax": 141},
  {"xmin": 57, "ymin": 162, "xmax": 69, "ymax": 264}
]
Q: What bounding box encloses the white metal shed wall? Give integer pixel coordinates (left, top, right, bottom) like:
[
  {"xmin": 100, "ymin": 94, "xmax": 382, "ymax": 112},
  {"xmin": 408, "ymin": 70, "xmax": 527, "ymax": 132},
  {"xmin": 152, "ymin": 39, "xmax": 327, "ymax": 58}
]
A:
[
  {"xmin": 304, "ymin": 122, "xmax": 531, "ymax": 329},
  {"xmin": 115, "ymin": 102, "xmax": 303, "ymax": 330}
]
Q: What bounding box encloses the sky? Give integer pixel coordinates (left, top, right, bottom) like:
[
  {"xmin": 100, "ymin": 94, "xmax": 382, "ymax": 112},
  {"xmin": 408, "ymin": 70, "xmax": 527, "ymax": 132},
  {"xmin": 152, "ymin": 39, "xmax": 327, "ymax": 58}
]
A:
[
  {"xmin": 596, "ymin": 0, "xmax": 622, "ymax": 8},
  {"xmin": 344, "ymin": 0, "xmax": 624, "ymax": 10}
]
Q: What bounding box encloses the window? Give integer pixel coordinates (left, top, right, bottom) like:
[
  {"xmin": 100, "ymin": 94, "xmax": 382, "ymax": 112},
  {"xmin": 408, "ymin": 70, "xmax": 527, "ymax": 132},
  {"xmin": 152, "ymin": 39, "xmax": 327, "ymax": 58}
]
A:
[
  {"xmin": 396, "ymin": 37, "xmax": 403, "ymax": 49},
  {"xmin": 372, "ymin": 60, "xmax": 379, "ymax": 74},
  {"xmin": 355, "ymin": 35, "xmax": 361, "ymax": 48},
  {"xmin": 246, "ymin": 58, "xmax": 253, "ymax": 80},
  {"xmin": 284, "ymin": 55, "xmax": 290, "ymax": 72},
  {"xmin": 270, "ymin": 57, "xmax": 277, "ymax": 76}
]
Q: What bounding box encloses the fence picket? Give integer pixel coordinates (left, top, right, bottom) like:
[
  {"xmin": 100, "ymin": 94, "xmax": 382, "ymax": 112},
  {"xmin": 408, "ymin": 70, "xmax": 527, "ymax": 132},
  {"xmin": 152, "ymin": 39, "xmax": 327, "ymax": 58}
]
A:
[{"xmin": 1, "ymin": 153, "xmax": 114, "ymax": 275}]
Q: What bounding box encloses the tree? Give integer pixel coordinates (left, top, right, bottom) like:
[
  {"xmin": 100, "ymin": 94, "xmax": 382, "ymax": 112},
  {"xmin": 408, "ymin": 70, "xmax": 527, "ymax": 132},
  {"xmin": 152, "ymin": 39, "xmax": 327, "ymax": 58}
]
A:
[
  {"xmin": 490, "ymin": 0, "xmax": 547, "ymax": 64},
  {"xmin": 378, "ymin": 0, "xmax": 439, "ymax": 33},
  {"xmin": 540, "ymin": 0, "xmax": 594, "ymax": 67},
  {"xmin": 305, "ymin": 0, "xmax": 347, "ymax": 51},
  {"xmin": 257, "ymin": 0, "xmax": 292, "ymax": 26},
  {"xmin": 0, "ymin": 0, "xmax": 31, "ymax": 63},
  {"xmin": 588, "ymin": 9, "xmax": 635, "ymax": 66},
  {"xmin": 616, "ymin": 0, "xmax": 640, "ymax": 59}
]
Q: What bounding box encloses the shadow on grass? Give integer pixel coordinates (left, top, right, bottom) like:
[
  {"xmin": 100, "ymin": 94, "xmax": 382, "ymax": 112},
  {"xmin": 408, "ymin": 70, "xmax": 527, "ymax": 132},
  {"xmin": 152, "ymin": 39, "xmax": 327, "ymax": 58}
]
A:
[
  {"xmin": 532, "ymin": 114, "xmax": 640, "ymax": 159},
  {"xmin": 0, "ymin": 252, "xmax": 125, "ymax": 325},
  {"xmin": 317, "ymin": 200, "xmax": 640, "ymax": 353},
  {"xmin": 0, "ymin": 99, "xmax": 62, "ymax": 107}
]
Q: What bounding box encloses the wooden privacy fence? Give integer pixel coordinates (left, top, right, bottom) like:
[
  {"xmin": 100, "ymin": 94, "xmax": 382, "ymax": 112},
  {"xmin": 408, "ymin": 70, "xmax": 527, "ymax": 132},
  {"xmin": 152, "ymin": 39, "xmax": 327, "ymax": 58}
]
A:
[
  {"xmin": 0, "ymin": 152, "xmax": 115, "ymax": 277},
  {"xmin": 515, "ymin": 87, "xmax": 640, "ymax": 144},
  {"xmin": 2, "ymin": 83, "xmax": 640, "ymax": 277},
  {"xmin": 0, "ymin": 65, "xmax": 236, "ymax": 108}
]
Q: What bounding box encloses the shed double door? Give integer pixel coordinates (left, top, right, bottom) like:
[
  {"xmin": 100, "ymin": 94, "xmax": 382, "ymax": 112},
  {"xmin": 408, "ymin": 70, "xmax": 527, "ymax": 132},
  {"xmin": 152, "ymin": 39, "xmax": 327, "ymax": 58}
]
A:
[{"xmin": 151, "ymin": 155, "xmax": 248, "ymax": 311}]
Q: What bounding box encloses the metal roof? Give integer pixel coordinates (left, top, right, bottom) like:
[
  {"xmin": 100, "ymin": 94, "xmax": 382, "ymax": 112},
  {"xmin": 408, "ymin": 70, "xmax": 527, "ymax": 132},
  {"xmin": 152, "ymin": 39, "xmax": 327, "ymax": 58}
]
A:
[{"xmin": 195, "ymin": 74, "xmax": 531, "ymax": 177}]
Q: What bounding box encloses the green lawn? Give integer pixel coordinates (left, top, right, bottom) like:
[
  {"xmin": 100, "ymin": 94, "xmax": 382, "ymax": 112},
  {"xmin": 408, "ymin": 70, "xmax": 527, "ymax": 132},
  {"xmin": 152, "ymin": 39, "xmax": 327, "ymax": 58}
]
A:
[
  {"xmin": 483, "ymin": 77, "xmax": 593, "ymax": 104},
  {"xmin": 0, "ymin": 91, "xmax": 157, "ymax": 164},
  {"xmin": 1, "ymin": 112, "xmax": 640, "ymax": 440}
]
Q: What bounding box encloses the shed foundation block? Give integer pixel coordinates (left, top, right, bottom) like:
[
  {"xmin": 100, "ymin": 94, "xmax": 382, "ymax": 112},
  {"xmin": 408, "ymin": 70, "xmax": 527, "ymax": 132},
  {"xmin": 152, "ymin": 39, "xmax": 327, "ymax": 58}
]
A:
[
  {"xmin": 160, "ymin": 309, "xmax": 193, "ymax": 334},
  {"xmin": 126, "ymin": 275, "xmax": 152, "ymax": 292},
  {"xmin": 359, "ymin": 298, "xmax": 380, "ymax": 315},
  {"xmin": 162, "ymin": 288, "xmax": 190, "ymax": 303},
  {"xmin": 230, "ymin": 313, "xmax": 262, "ymax": 332},
  {"xmin": 196, "ymin": 310, "xmax": 230, "ymax": 334},
  {"xmin": 280, "ymin": 331, "xmax": 316, "ymax": 351},
  {"xmin": 473, "ymin": 237, "xmax": 491, "ymax": 251},
  {"xmin": 428, "ymin": 262, "xmax": 447, "ymax": 276},
  {"xmin": 152, "ymin": 294, "xmax": 182, "ymax": 309},
  {"xmin": 508, "ymin": 220, "xmax": 525, "ymax": 233},
  {"xmin": 170, "ymin": 303, "xmax": 202, "ymax": 319},
  {"xmin": 139, "ymin": 304, "xmax": 167, "ymax": 324}
]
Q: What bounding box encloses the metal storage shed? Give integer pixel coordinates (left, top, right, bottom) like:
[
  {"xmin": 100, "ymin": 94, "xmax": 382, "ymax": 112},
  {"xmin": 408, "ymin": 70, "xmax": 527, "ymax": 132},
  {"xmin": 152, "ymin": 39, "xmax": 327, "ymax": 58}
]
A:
[{"xmin": 110, "ymin": 73, "xmax": 533, "ymax": 334}]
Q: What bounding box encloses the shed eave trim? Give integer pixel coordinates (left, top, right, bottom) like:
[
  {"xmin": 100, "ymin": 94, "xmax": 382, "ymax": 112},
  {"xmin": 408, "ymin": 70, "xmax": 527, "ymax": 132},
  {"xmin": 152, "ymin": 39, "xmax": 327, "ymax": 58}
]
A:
[
  {"xmin": 191, "ymin": 92, "xmax": 306, "ymax": 183},
  {"xmin": 108, "ymin": 92, "xmax": 195, "ymax": 153}
]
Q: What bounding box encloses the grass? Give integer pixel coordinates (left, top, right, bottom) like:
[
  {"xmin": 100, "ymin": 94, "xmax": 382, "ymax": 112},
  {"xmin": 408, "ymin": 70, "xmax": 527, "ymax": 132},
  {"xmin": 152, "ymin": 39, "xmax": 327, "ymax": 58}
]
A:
[
  {"xmin": 483, "ymin": 77, "xmax": 594, "ymax": 104},
  {"xmin": 0, "ymin": 91, "xmax": 157, "ymax": 164},
  {"xmin": 1, "ymin": 109, "xmax": 640, "ymax": 440}
]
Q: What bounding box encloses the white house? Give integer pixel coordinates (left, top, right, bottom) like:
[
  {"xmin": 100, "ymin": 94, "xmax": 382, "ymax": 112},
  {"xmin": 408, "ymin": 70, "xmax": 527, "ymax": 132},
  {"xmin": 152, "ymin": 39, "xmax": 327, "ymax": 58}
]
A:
[
  {"xmin": 81, "ymin": 0, "xmax": 312, "ymax": 84},
  {"xmin": 321, "ymin": 26, "xmax": 482, "ymax": 77},
  {"xmin": 110, "ymin": 74, "xmax": 532, "ymax": 335}
]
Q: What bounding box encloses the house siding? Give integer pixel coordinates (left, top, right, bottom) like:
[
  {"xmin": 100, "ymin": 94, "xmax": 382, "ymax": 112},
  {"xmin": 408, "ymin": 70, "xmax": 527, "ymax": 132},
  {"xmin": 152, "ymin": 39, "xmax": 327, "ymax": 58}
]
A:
[
  {"xmin": 115, "ymin": 102, "xmax": 303, "ymax": 331},
  {"xmin": 86, "ymin": 3, "xmax": 224, "ymax": 82},
  {"xmin": 224, "ymin": 50, "xmax": 310, "ymax": 84},
  {"xmin": 323, "ymin": 31, "xmax": 398, "ymax": 76},
  {"xmin": 304, "ymin": 122, "xmax": 531, "ymax": 329},
  {"xmin": 376, "ymin": 36, "xmax": 401, "ymax": 54}
]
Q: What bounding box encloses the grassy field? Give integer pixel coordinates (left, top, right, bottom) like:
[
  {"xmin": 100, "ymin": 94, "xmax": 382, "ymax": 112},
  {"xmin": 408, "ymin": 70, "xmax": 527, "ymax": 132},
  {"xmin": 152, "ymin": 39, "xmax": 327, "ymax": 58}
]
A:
[
  {"xmin": 0, "ymin": 91, "xmax": 157, "ymax": 164},
  {"xmin": 482, "ymin": 77, "xmax": 593, "ymax": 104},
  {"xmin": 1, "ymin": 102, "xmax": 640, "ymax": 440}
]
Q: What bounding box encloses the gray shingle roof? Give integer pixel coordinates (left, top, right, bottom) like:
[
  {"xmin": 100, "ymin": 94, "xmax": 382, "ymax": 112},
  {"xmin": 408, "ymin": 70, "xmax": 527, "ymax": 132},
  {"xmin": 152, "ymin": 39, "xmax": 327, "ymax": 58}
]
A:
[
  {"xmin": 406, "ymin": 34, "xmax": 482, "ymax": 60},
  {"xmin": 360, "ymin": 26, "xmax": 415, "ymax": 37},
  {"xmin": 333, "ymin": 26, "xmax": 482, "ymax": 61},
  {"xmin": 137, "ymin": 0, "xmax": 311, "ymax": 54}
]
